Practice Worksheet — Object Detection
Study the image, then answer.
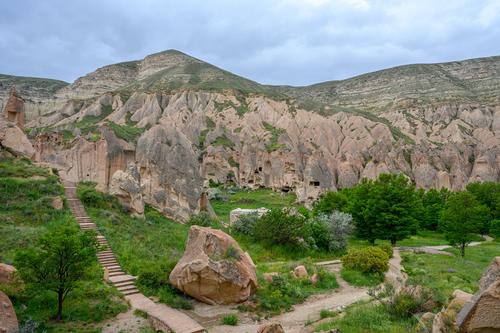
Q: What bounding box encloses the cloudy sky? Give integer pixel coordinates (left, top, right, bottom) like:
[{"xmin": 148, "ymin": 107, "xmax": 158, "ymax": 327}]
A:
[{"xmin": 1, "ymin": 0, "xmax": 499, "ymax": 86}]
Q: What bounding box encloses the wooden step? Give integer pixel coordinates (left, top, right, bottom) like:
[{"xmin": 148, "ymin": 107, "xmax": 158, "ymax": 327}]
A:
[
  {"xmin": 98, "ymin": 257, "xmax": 117, "ymax": 263},
  {"xmin": 109, "ymin": 271, "xmax": 126, "ymax": 277}
]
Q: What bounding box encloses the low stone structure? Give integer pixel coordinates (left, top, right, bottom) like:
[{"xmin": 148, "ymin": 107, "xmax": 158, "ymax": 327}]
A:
[
  {"xmin": 169, "ymin": 226, "xmax": 258, "ymax": 305},
  {"xmin": 229, "ymin": 207, "xmax": 269, "ymax": 225}
]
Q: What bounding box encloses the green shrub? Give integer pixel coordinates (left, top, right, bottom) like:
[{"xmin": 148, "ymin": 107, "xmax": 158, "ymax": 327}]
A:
[
  {"xmin": 320, "ymin": 309, "xmax": 336, "ymax": 319},
  {"xmin": 342, "ymin": 247, "xmax": 390, "ymax": 274},
  {"xmin": 187, "ymin": 211, "xmax": 218, "ymax": 227},
  {"xmin": 133, "ymin": 309, "xmax": 148, "ymax": 319},
  {"xmin": 232, "ymin": 213, "xmax": 259, "ymax": 236},
  {"xmin": 378, "ymin": 244, "xmax": 394, "ymax": 258},
  {"xmin": 490, "ymin": 219, "xmax": 500, "ymax": 237},
  {"xmin": 221, "ymin": 314, "xmax": 238, "ymax": 326},
  {"xmin": 253, "ymin": 208, "xmax": 307, "ymax": 246}
]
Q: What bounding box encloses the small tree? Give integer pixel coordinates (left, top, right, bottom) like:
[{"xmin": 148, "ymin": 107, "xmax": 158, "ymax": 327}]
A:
[
  {"xmin": 15, "ymin": 225, "xmax": 98, "ymax": 320},
  {"xmin": 440, "ymin": 191, "xmax": 488, "ymax": 257},
  {"xmin": 419, "ymin": 188, "xmax": 449, "ymax": 230}
]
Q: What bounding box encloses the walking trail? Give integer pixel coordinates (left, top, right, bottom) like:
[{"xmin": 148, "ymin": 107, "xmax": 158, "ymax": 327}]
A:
[
  {"xmin": 63, "ymin": 179, "xmax": 494, "ymax": 333},
  {"xmin": 63, "ymin": 181, "xmax": 204, "ymax": 333},
  {"xmin": 207, "ymin": 236, "xmax": 494, "ymax": 333}
]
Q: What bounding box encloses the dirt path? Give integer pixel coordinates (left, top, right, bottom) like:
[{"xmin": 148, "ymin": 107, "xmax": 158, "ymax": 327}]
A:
[
  {"xmin": 413, "ymin": 235, "xmax": 494, "ymax": 252},
  {"xmin": 208, "ymin": 236, "xmax": 496, "ymax": 333},
  {"xmin": 207, "ymin": 263, "xmax": 370, "ymax": 333}
]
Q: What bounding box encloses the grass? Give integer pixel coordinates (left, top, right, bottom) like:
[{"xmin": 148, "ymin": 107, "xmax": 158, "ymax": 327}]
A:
[
  {"xmin": 340, "ymin": 269, "xmax": 384, "ymax": 287},
  {"xmin": 314, "ymin": 301, "xmax": 415, "ymax": 333},
  {"xmin": 0, "ymin": 157, "xmax": 127, "ymax": 332},
  {"xmin": 74, "ymin": 104, "xmax": 113, "ymax": 136},
  {"xmin": 76, "ymin": 182, "xmax": 193, "ymax": 310},
  {"xmin": 106, "ymin": 121, "xmax": 145, "ymax": 142},
  {"xmin": 212, "ymin": 134, "xmax": 235, "ymax": 148},
  {"xmin": 221, "ymin": 314, "xmax": 238, "ymax": 326},
  {"xmin": 262, "ymin": 121, "xmax": 288, "ymax": 152},
  {"xmin": 402, "ymin": 240, "xmax": 500, "ymax": 303},
  {"xmin": 253, "ymin": 263, "xmax": 339, "ymax": 314}
]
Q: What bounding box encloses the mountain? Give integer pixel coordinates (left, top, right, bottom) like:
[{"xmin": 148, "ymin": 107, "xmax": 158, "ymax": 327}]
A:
[
  {"xmin": 1, "ymin": 50, "xmax": 499, "ymax": 221},
  {"xmin": 276, "ymin": 55, "xmax": 500, "ymax": 112}
]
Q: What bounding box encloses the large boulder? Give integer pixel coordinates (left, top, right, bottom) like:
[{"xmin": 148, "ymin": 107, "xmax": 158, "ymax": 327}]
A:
[
  {"xmin": 169, "ymin": 226, "xmax": 258, "ymax": 305},
  {"xmin": 109, "ymin": 162, "xmax": 144, "ymax": 218},
  {"xmin": 0, "ymin": 291, "xmax": 18, "ymax": 333},
  {"xmin": 456, "ymin": 257, "xmax": 500, "ymax": 332}
]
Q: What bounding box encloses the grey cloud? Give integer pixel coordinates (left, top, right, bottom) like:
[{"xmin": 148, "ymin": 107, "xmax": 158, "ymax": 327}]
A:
[{"xmin": 0, "ymin": 0, "xmax": 499, "ymax": 85}]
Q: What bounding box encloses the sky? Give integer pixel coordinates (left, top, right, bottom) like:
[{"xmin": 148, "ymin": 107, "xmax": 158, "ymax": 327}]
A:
[{"xmin": 1, "ymin": 0, "xmax": 499, "ymax": 86}]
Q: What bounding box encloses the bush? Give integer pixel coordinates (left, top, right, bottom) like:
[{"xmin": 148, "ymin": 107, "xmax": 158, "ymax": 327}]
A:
[
  {"xmin": 221, "ymin": 314, "xmax": 238, "ymax": 326},
  {"xmin": 232, "ymin": 213, "xmax": 259, "ymax": 236},
  {"xmin": 253, "ymin": 208, "xmax": 307, "ymax": 246},
  {"xmin": 310, "ymin": 211, "xmax": 354, "ymax": 252},
  {"xmin": 490, "ymin": 219, "xmax": 500, "ymax": 237},
  {"xmin": 378, "ymin": 244, "xmax": 394, "ymax": 258},
  {"xmin": 187, "ymin": 211, "xmax": 218, "ymax": 227},
  {"xmin": 342, "ymin": 247, "xmax": 390, "ymax": 274}
]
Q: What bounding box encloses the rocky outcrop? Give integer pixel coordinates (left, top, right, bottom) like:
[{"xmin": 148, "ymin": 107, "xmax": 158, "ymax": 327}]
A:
[
  {"xmin": 0, "ymin": 264, "xmax": 17, "ymax": 286},
  {"xmin": 169, "ymin": 226, "xmax": 258, "ymax": 305},
  {"xmin": 3, "ymin": 50, "xmax": 498, "ymax": 219},
  {"xmin": 109, "ymin": 163, "xmax": 144, "ymax": 218},
  {"xmin": 456, "ymin": 257, "xmax": 500, "ymax": 332},
  {"xmin": 256, "ymin": 323, "xmax": 285, "ymax": 333},
  {"xmin": 0, "ymin": 291, "xmax": 18, "ymax": 333},
  {"xmin": 432, "ymin": 290, "xmax": 473, "ymax": 333},
  {"xmin": 0, "ymin": 93, "xmax": 34, "ymax": 158}
]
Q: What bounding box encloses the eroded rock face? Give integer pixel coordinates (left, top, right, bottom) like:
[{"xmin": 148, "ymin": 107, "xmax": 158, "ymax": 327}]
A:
[
  {"xmin": 0, "ymin": 291, "xmax": 18, "ymax": 333},
  {"xmin": 456, "ymin": 257, "xmax": 500, "ymax": 332},
  {"xmin": 109, "ymin": 163, "xmax": 144, "ymax": 218},
  {"xmin": 169, "ymin": 226, "xmax": 258, "ymax": 305}
]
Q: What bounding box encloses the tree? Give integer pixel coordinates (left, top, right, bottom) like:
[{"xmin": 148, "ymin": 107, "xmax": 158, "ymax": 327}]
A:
[
  {"xmin": 348, "ymin": 173, "xmax": 421, "ymax": 245},
  {"xmin": 466, "ymin": 181, "xmax": 500, "ymax": 233},
  {"xmin": 15, "ymin": 225, "xmax": 98, "ymax": 320},
  {"xmin": 439, "ymin": 191, "xmax": 489, "ymax": 257},
  {"xmin": 313, "ymin": 191, "xmax": 349, "ymax": 216},
  {"xmin": 419, "ymin": 188, "xmax": 449, "ymax": 230}
]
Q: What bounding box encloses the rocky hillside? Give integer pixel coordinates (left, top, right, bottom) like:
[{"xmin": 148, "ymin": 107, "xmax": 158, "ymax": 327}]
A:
[{"xmin": 1, "ymin": 50, "xmax": 499, "ymax": 221}]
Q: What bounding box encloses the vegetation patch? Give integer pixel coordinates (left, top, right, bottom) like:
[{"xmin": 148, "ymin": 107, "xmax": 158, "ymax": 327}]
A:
[
  {"xmin": 0, "ymin": 158, "xmax": 126, "ymax": 332},
  {"xmin": 262, "ymin": 121, "xmax": 288, "ymax": 152},
  {"xmin": 106, "ymin": 121, "xmax": 145, "ymax": 142}
]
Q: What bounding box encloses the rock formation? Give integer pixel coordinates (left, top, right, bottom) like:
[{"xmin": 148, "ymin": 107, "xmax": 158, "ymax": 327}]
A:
[
  {"xmin": 0, "ymin": 50, "xmax": 498, "ymax": 219},
  {"xmin": 0, "ymin": 264, "xmax": 17, "ymax": 286},
  {"xmin": 0, "ymin": 291, "xmax": 18, "ymax": 333},
  {"xmin": 169, "ymin": 226, "xmax": 258, "ymax": 304},
  {"xmin": 0, "ymin": 91, "xmax": 34, "ymax": 158},
  {"xmin": 256, "ymin": 323, "xmax": 285, "ymax": 333},
  {"xmin": 109, "ymin": 162, "xmax": 144, "ymax": 218},
  {"xmin": 229, "ymin": 207, "xmax": 269, "ymax": 225},
  {"xmin": 456, "ymin": 257, "xmax": 500, "ymax": 332}
]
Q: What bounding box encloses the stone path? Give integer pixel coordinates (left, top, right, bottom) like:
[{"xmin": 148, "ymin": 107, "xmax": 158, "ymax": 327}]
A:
[{"xmin": 63, "ymin": 181, "xmax": 205, "ymax": 333}]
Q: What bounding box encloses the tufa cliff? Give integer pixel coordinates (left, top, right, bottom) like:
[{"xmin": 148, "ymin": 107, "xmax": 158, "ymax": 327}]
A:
[{"xmin": 1, "ymin": 50, "xmax": 499, "ymax": 221}]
